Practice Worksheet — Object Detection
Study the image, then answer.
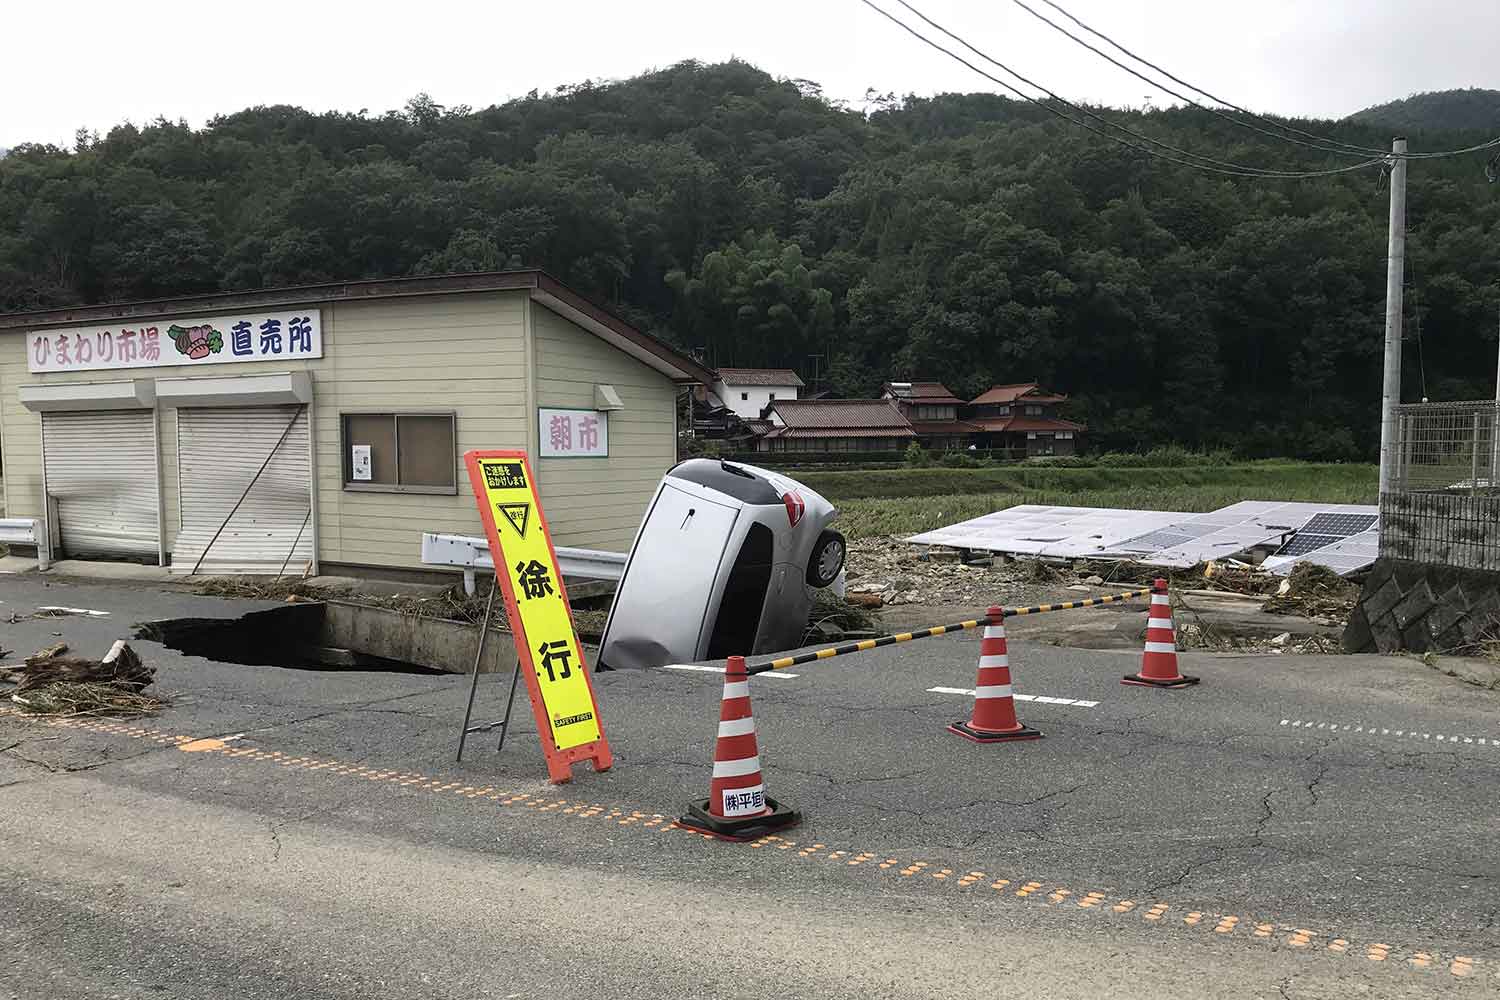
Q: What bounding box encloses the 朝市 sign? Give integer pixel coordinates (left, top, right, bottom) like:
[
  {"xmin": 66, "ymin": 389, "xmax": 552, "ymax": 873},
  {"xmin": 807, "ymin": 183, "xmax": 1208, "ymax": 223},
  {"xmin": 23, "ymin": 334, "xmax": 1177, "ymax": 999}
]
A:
[
  {"xmin": 464, "ymin": 450, "xmax": 613, "ymax": 783},
  {"xmin": 26, "ymin": 309, "xmax": 324, "ymax": 374}
]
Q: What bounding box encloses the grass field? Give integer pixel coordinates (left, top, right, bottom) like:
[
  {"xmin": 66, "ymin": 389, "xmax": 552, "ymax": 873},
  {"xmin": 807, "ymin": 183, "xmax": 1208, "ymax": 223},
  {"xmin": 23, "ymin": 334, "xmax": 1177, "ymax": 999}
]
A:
[{"xmin": 804, "ymin": 462, "xmax": 1378, "ymax": 539}]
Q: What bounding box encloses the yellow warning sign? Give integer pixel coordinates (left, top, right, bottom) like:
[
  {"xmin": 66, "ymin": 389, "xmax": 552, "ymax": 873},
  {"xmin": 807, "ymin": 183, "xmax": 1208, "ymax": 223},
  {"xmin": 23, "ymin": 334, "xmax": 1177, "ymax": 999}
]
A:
[{"xmin": 468, "ymin": 455, "xmax": 605, "ymax": 755}]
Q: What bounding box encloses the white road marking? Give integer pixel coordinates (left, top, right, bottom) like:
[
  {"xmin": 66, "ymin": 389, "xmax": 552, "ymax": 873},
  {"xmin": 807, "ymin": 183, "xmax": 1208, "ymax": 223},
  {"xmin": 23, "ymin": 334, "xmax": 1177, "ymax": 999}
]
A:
[
  {"xmin": 929, "ymin": 687, "xmax": 1100, "ymax": 709},
  {"xmin": 660, "ymin": 664, "xmax": 799, "ymax": 680},
  {"xmin": 1279, "ymin": 719, "xmax": 1493, "ymax": 746}
]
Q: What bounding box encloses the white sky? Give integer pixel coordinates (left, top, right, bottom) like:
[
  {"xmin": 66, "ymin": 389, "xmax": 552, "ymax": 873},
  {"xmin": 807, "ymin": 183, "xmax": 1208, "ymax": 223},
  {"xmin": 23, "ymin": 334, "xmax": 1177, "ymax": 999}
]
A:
[{"xmin": 2, "ymin": 0, "xmax": 1497, "ymax": 148}]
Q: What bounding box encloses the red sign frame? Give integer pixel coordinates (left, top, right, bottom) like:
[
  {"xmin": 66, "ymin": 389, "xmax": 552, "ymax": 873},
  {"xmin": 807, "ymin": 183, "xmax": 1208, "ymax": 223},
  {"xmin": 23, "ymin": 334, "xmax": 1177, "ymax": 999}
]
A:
[{"xmin": 464, "ymin": 449, "xmax": 613, "ymax": 784}]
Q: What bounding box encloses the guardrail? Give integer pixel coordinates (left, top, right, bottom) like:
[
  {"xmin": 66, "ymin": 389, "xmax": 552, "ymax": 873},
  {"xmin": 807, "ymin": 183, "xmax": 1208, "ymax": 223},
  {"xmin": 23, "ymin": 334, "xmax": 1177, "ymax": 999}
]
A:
[
  {"xmin": 420, "ymin": 531, "xmax": 627, "ymax": 594},
  {"xmin": 0, "ymin": 517, "xmax": 50, "ymax": 571}
]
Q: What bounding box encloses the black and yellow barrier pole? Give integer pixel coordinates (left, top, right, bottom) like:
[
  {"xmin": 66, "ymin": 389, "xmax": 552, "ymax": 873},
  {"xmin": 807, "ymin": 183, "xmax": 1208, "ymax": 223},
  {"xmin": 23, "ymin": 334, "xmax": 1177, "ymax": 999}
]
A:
[{"xmin": 743, "ymin": 586, "xmax": 1152, "ymax": 676}]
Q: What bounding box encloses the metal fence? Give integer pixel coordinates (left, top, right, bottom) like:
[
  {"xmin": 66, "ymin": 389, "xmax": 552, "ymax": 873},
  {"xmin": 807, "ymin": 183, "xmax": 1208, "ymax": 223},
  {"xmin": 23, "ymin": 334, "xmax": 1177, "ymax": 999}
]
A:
[{"xmin": 1383, "ymin": 400, "xmax": 1500, "ymax": 571}]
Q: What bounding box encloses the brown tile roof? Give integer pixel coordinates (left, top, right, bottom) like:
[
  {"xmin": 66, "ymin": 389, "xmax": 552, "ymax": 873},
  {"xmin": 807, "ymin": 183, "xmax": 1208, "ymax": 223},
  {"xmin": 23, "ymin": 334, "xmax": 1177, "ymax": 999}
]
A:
[
  {"xmin": 715, "ymin": 367, "xmax": 806, "ymax": 387},
  {"xmin": 973, "ymin": 416, "xmax": 1086, "ymax": 433},
  {"xmin": 970, "ymin": 383, "xmax": 1068, "ymax": 405},
  {"xmin": 763, "ymin": 399, "xmax": 915, "ymax": 438},
  {"xmin": 910, "ymin": 420, "xmax": 982, "ymax": 435},
  {"xmin": 761, "ymin": 426, "xmax": 917, "ymax": 440},
  {"xmin": 884, "ymin": 380, "xmax": 964, "ymax": 405}
]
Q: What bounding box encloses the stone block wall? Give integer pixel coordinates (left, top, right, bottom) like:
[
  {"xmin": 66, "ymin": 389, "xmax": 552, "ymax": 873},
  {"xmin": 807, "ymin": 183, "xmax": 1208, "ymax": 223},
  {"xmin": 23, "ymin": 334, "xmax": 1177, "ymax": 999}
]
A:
[{"xmin": 1343, "ymin": 558, "xmax": 1500, "ymax": 654}]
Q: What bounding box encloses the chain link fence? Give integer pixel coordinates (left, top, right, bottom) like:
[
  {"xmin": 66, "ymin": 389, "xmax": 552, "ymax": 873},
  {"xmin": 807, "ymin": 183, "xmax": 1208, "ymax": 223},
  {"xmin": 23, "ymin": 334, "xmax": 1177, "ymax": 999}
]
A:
[{"xmin": 1382, "ymin": 400, "xmax": 1500, "ymax": 571}]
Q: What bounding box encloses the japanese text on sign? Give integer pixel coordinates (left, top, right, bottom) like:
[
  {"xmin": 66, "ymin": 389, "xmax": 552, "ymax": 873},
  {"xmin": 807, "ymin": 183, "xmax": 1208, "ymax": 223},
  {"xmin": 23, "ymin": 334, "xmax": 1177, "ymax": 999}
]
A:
[
  {"xmin": 537, "ymin": 407, "xmax": 608, "ymax": 458},
  {"xmin": 26, "ymin": 309, "xmax": 323, "ymax": 374},
  {"xmin": 470, "ymin": 456, "xmax": 604, "ymax": 751}
]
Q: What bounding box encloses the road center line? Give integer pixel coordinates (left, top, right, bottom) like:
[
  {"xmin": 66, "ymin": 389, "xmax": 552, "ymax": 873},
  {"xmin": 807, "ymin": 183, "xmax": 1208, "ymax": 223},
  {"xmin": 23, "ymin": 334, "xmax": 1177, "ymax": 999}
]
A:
[
  {"xmin": 928, "ymin": 686, "xmax": 1100, "ymax": 708},
  {"xmin": 1279, "ymin": 719, "xmax": 1495, "ymax": 747}
]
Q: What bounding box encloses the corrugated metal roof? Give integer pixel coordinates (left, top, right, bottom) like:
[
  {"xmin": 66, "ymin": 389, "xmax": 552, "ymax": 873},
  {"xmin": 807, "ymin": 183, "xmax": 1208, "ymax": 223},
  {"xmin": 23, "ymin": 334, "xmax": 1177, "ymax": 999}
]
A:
[
  {"xmin": 970, "ymin": 383, "xmax": 1068, "ymax": 405},
  {"xmin": 715, "ymin": 368, "xmax": 807, "ymax": 387},
  {"xmin": 767, "ymin": 399, "xmax": 911, "ymax": 430},
  {"xmin": 885, "ymin": 380, "xmax": 964, "ymax": 405}
]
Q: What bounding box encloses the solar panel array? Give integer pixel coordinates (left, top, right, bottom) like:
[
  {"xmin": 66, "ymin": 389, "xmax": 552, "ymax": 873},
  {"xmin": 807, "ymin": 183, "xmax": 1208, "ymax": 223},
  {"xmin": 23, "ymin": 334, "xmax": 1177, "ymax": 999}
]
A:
[{"xmin": 906, "ymin": 499, "xmax": 1381, "ymax": 577}]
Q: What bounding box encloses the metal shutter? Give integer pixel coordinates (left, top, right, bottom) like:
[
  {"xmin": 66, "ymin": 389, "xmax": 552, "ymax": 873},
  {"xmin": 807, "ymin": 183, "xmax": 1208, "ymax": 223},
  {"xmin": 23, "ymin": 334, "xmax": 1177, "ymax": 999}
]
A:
[
  {"xmin": 171, "ymin": 405, "xmax": 313, "ymax": 575},
  {"xmin": 42, "ymin": 409, "xmax": 160, "ymax": 560}
]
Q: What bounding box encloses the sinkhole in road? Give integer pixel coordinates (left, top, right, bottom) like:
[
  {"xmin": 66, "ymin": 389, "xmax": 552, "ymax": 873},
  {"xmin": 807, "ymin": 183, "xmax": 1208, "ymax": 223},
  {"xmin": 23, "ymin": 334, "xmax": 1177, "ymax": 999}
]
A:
[{"xmin": 135, "ymin": 603, "xmax": 445, "ymax": 675}]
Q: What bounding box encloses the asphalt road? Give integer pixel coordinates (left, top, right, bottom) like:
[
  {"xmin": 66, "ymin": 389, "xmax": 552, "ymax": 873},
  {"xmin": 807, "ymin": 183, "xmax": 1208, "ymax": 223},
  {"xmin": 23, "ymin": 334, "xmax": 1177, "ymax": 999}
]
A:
[{"xmin": 2, "ymin": 575, "xmax": 1496, "ymax": 998}]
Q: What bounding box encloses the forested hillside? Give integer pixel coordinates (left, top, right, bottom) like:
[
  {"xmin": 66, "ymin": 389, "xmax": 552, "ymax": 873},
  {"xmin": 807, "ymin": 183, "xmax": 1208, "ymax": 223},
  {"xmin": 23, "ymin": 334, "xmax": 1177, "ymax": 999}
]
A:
[
  {"xmin": 1348, "ymin": 88, "xmax": 1500, "ymax": 132},
  {"xmin": 2, "ymin": 61, "xmax": 1498, "ymax": 457}
]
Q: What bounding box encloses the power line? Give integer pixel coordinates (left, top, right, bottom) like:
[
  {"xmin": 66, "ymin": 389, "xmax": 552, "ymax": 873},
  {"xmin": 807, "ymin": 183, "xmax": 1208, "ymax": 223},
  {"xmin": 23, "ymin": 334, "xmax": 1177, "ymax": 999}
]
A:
[
  {"xmin": 1026, "ymin": 0, "xmax": 1500, "ymax": 161},
  {"xmin": 865, "ymin": 0, "xmax": 1385, "ymax": 179},
  {"xmin": 1007, "ymin": 0, "xmax": 1384, "ymax": 159}
]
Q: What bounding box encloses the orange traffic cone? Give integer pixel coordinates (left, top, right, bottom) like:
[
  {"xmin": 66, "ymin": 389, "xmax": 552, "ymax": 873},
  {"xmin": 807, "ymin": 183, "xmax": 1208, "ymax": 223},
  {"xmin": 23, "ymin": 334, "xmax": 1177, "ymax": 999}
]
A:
[
  {"xmin": 948, "ymin": 608, "xmax": 1042, "ymax": 743},
  {"xmin": 1123, "ymin": 578, "xmax": 1199, "ymax": 688},
  {"xmin": 678, "ymin": 656, "xmax": 800, "ymax": 840}
]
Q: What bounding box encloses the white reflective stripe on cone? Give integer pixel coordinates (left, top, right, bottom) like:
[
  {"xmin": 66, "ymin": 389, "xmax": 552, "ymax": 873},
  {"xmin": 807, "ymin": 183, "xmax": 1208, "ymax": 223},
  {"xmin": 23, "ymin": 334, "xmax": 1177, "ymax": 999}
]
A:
[
  {"xmin": 1147, "ymin": 618, "xmax": 1174, "ymax": 630},
  {"xmin": 712, "ymin": 755, "xmax": 762, "ymax": 778},
  {"xmin": 978, "ymin": 654, "xmax": 1009, "ymax": 668},
  {"xmin": 1151, "ymin": 594, "xmax": 1171, "ymax": 605},
  {"xmin": 983, "ymin": 626, "xmax": 1006, "ymax": 639},
  {"xmin": 1144, "ymin": 642, "xmax": 1178, "ymax": 654},
  {"xmin": 717, "ymin": 717, "xmax": 756, "ymax": 738},
  {"xmin": 721, "ymin": 681, "xmax": 750, "ymax": 699},
  {"xmin": 974, "ymin": 684, "xmax": 1013, "ymax": 699}
]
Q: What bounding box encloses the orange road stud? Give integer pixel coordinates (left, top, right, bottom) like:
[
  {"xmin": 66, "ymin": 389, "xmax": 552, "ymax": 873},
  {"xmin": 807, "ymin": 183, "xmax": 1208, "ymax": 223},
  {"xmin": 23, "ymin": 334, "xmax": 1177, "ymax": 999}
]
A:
[
  {"xmin": 949, "ymin": 609, "xmax": 1042, "ymax": 742},
  {"xmin": 1123, "ymin": 578, "xmax": 1200, "ymax": 688},
  {"xmin": 677, "ymin": 656, "xmax": 800, "ymax": 841}
]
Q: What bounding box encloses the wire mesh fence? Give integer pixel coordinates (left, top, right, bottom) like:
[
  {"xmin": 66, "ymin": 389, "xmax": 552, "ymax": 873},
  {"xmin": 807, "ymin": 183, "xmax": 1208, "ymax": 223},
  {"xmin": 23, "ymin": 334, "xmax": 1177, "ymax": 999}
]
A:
[{"xmin": 1383, "ymin": 400, "xmax": 1500, "ymax": 571}]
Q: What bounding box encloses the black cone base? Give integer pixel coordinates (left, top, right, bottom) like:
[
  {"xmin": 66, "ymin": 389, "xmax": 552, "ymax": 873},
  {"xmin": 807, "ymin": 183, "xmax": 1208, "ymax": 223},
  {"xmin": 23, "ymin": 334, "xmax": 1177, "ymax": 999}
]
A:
[
  {"xmin": 947, "ymin": 720, "xmax": 1043, "ymax": 743},
  {"xmin": 1122, "ymin": 673, "xmax": 1200, "ymax": 689},
  {"xmin": 676, "ymin": 797, "xmax": 801, "ymax": 841}
]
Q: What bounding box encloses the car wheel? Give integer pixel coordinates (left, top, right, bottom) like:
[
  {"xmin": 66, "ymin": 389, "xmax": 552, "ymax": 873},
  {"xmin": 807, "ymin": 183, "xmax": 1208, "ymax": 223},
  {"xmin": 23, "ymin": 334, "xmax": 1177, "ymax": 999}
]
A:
[{"xmin": 806, "ymin": 529, "xmax": 846, "ymax": 588}]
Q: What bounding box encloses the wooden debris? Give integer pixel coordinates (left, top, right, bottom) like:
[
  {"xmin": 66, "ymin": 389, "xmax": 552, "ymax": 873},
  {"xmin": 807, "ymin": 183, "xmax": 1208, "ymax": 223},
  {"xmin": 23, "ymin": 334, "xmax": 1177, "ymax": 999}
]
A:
[{"xmin": 5, "ymin": 640, "xmax": 154, "ymax": 694}]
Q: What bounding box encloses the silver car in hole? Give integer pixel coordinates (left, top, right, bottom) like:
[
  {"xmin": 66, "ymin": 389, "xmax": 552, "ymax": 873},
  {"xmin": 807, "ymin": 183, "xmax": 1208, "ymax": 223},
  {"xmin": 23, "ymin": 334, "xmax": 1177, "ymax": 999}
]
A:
[{"xmin": 597, "ymin": 459, "xmax": 846, "ymax": 670}]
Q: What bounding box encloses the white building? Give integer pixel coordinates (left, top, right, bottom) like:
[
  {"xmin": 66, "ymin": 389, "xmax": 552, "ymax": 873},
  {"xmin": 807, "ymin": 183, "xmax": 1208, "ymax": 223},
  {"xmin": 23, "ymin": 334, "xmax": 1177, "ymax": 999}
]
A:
[{"xmin": 710, "ymin": 368, "xmax": 804, "ymax": 419}]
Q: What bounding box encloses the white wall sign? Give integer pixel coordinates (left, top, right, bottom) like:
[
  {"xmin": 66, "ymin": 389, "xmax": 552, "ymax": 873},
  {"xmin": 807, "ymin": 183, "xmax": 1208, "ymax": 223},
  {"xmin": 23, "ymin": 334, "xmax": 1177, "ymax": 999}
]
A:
[
  {"xmin": 351, "ymin": 444, "xmax": 373, "ymax": 481},
  {"xmin": 27, "ymin": 309, "xmax": 324, "ymax": 374},
  {"xmin": 539, "ymin": 407, "xmax": 608, "ymax": 458}
]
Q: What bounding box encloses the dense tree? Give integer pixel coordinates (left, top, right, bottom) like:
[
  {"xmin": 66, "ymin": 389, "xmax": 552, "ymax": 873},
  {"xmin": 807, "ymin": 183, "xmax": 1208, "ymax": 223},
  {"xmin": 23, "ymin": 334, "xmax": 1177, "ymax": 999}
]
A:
[{"xmin": 2, "ymin": 61, "xmax": 1497, "ymax": 459}]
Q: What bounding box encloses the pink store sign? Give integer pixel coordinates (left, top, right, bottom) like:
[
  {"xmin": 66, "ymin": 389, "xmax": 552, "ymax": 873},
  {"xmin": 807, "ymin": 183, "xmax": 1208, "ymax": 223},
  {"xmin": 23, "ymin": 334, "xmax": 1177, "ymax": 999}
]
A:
[{"xmin": 27, "ymin": 309, "xmax": 323, "ymax": 374}]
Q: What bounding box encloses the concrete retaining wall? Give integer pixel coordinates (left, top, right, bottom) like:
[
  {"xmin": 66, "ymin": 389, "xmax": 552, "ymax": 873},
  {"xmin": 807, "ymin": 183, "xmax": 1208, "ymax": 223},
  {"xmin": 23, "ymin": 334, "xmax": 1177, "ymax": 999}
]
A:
[
  {"xmin": 321, "ymin": 600, "xmax": 518, "ymax": 674},
  {"xmin": 1342, "ymin": 558, "xmax": 1500, "ymax": 654}
]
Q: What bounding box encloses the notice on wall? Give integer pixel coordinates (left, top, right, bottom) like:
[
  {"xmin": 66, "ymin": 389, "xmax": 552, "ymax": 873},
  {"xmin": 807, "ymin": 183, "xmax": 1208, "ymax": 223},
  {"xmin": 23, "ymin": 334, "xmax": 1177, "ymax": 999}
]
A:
[
  {"xmin": 350, "ymin": 445, "xmax": 372, "ymax": 481},
  {"xmin": 538, "ymin": 407, "xmax": 608, "ymax": 458},
  {"xmin": 27, "ymin": 309, "xmax": 324, "ymax": 374},
  {"xmin": 464, "ymin": 450, "xmax": 613, "ymax": 784}
]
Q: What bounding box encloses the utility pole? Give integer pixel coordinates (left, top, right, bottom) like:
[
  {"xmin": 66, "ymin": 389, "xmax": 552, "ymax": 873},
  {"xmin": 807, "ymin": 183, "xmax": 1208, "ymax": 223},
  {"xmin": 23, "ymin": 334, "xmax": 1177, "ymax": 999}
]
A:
[
  {"xmin": 1492, "ymin": 303, "xmax": 1499, "ymax": 484},
  {"xmin": 1378, "ymin": 137, "xmax": 1407, "ymax": 497}
]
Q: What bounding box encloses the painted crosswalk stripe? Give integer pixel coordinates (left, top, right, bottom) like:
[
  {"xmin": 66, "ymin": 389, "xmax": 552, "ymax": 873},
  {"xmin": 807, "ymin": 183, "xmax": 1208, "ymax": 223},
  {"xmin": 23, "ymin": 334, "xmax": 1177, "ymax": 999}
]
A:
[
  {"xmin": 662, "ymin": 664, "xmax": 799, "ymax": 680},
  {"xmin": 929, "ymin": 686, "xmax": 1099, "ymax": 709}
]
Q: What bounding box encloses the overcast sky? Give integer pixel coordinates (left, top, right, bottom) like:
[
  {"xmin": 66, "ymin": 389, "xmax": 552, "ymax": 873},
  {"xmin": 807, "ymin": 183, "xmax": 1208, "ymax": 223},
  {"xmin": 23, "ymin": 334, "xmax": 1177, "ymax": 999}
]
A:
[{"xmin": 3, "ymin": 0, "xmax": 1497, "ymax": 149}]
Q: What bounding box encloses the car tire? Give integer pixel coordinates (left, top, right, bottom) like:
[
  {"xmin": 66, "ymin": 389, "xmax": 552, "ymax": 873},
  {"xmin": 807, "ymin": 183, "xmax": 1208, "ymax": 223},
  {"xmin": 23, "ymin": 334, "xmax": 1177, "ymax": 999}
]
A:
[{"xmin": 806, "ymin": 529, "xmax": 846, "ymax": 588}]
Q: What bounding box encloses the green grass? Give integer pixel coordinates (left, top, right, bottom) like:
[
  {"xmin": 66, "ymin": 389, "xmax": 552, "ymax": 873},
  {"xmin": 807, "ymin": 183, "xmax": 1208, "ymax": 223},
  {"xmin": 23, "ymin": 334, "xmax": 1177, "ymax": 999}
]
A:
[{"xmin": 825, "ymin": 462, "xmax": 1377, "ymax": 539}]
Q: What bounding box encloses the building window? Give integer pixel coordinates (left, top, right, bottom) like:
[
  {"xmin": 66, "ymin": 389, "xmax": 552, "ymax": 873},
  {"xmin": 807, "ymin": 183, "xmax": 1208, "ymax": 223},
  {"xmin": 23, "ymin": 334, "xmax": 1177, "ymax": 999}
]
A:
[
  {"xmin": 1025, "ymin": 405, "xmax": 1043, "ymax": 416},
  {"xmin": 741, "ymin": 392, "xmax": 749, "ymax": 400},
  {"xmin": 997, "ymin": 405, "xmax": 1010, "ymax": 416},
  {"xmin": 342, "ymin": 412, "xmax": 457, "ymax": 494}
]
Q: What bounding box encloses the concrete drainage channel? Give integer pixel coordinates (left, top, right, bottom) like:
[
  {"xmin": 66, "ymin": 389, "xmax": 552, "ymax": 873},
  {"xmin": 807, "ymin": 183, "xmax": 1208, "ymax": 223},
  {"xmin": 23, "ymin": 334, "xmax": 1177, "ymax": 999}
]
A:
[{"xmin": 134, "ymin": 600, "xmax": 519, "ymax": 675}]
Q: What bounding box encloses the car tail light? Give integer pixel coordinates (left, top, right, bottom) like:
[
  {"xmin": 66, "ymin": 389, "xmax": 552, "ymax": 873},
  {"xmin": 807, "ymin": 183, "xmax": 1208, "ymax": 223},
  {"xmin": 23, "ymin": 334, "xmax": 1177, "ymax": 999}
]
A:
[{"xmin": 782, "ymin": 490, "xmax": 805, "ymax": 527}]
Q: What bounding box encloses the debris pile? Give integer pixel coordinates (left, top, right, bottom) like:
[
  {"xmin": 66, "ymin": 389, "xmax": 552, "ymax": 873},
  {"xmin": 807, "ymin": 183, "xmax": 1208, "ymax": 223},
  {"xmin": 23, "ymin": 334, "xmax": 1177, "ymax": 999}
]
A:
[
  {"xmin": 843, "ymin": 536, "xmax": 1071, "ymax": 609},
  {"xmin": 2, "ymin": 641, "xmax": 165, "ymax": 717},
  {"xmin": 1261, "ymin": 562, "xmax": 1361, "ymax": 620}
]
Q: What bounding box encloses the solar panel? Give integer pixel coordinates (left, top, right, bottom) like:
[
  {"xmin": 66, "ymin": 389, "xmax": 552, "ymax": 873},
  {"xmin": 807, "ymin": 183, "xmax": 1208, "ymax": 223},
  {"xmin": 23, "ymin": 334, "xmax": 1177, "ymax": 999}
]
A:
[
  {"xmin": 1299, "ymin": 512, "xmax": 1378, "ymax": 537},
  {"xmin": 1275, "ymin": 533, "xmax": 1340, "ymax": 558}
]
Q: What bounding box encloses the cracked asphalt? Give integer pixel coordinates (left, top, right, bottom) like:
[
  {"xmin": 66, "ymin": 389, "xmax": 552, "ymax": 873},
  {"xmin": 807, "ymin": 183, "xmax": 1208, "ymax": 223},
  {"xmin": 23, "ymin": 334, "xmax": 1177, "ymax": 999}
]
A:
[{"xmin": 2, "ymin": 575, "xmax": 1498, "ymax": 999}]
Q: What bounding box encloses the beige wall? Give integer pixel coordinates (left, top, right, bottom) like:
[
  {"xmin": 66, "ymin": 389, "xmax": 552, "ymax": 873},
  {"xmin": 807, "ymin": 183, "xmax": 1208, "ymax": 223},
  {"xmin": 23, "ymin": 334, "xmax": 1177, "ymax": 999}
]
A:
[
  {"xmin": 531, "ymin": 303, "xmax": 678, "ymax": 552},
  {"xmin": 1, "ymin": 289, "xmax": 680, "ymax": 569}
]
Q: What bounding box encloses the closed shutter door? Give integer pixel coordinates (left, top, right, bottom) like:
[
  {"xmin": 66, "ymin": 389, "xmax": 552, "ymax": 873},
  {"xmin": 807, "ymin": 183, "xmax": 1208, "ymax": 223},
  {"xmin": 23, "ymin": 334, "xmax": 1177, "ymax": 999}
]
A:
[
  {"xmin": 171, "ymin": 405, "xmax": 313, "ymax": 575},
  {"xmin": 42, "ymin": 409, "xmax": 160, "ymax": 560}
]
